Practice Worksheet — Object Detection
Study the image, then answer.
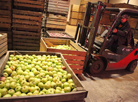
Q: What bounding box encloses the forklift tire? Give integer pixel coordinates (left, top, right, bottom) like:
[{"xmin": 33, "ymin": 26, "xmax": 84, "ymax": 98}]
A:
[
  {"xmin": 126, "ymin": 60, "xmax": 137, "ymax": 72},
  {"xmin": 89, "ymin": 59, "xmax": 105, "ymax": 74}
]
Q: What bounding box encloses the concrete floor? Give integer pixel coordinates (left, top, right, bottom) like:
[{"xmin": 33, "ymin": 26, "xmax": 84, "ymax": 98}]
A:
[{"xmin": 65, "ymin": 24, "xmax": 138, "ymax": 102}]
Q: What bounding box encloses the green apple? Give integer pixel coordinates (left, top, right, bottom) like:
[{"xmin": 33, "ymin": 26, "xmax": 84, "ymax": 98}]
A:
[
  {"xmin": 35, "ymin": 86, "xmax": 40, "ymax": 91},
  {"xmin": 64, "ymin": 87, "xmax": 71, "ymax": 93},
  {"xmin": 8, "ymin": 89, "xmax": 15, "ymax": 95},
  {"xmin": 41, "ymin": 78, "xmax": 48, "ymax": 83},
  {"xmin": 1, "ymin": 88, "xmax": 7, "ymax": 96},
  {"xmin": 55, "ymin": 89, "xmax": 61, "ymax": 94},
  {"xmin": 61, "ymin": 78, "xmax": 66, "ymax": 83},
  {"xmin": 21, "ymin": 86, "xmax": 29, "ymax": 93},
  {"xmin": 5, "ymin": 83, "xmax": 10, "ymax": 89},
  {"xmin": 20, "ymin": 93, "xmax": 27, "ymax": 96},
  {"xmin": 63, "ymin": 82, "xmax": 69, "ymax": 88},
  {"xmin": 29, "ymin": 87, "xmax": 35, "ymax": 93},
  {"xmin": 33, "ymin": 90, "xmax": 39, "ymax": 95},
  {"xmin": 25, "ymin": 75, "xmax": 30, "ymax": 81},
  {"xmin": 38, "ymin": 82, "xmax": 44, "ymax": 89},
  {"xmin": 4, "ymin": 68, "xmax": 12, "ymax": 75},
  {"xmin": 51, "ymin": 82, "xmax": 56, "ymax": 88},
  {"xmin": 47, "ymin": 88, "xmax": 55, "ymax": 94},
  {"xmin": 56, "ymin": 81, "xmax": 62, "ymax": 87},
  {"xmin": 0, "ymin": 81, "xmax": 5, "ymax": 88},
  {"xmin": 68, "ymin": 79, "xmax": 73, "ymax": 83},
  {"xmin": 15, "ymin": 85, "xmax": 21, "ymax": 92},
  {"xmin": 3, "ymin": 72, "xmax": 9, "ymax": 77},
  {"xmin": 11, "ymin": 71, "xmax": 17, "ymax": 77},
  {"xmin": 27, "ymin": 92, "xmax": 33, "ymax": 96},
  {"xmin": 3, "ymin": 94, "xmax": 11, "ymax": 97},
  {"xmin": 56, "ymin": 87, "xmax": 62, "ymax": 91},
  {"xmin": 39, "ymin": 91, "xmax": 45, "ymax": 95},
  {"xmin": 67, "ymin": 73, "xmax": 72, "ymax": 79},
  {"xmin": 44, "ymin": 81, "xmax": 51, "ymax": 89}
]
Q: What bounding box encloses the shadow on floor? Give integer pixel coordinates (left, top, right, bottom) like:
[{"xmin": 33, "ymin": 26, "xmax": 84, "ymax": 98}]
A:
[{"xmin": 80, "ymin": 69, "xmax": 133, "ymax": 81}]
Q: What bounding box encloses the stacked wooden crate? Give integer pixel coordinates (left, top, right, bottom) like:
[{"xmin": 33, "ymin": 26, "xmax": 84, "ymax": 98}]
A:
[
  {"xmin": 69, "ymin": 4, "xmax": 80, "ymax": 26},
  {"xmin": 12, "ymin": 0, "xmax": 44, "ymax": 51},
  {"xmin": 0, "ymin": 33, "xmax": 7, "ymax": 57},
  {"xmin": 0, "ymin": 0, "xmax": 12, "ymax": 50},
  {"xmin": 77, "ymin": 0, "xmax": 112, "ymax": 26},
  {"xmin": 46, "ymin": 0, "xmax": 69, "ymax": 31}
]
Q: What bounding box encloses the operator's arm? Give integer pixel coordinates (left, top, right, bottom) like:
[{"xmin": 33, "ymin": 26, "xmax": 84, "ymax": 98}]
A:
[{"xmin": 114, "ymin": 22, "xmax": 131, "ymax": 36}]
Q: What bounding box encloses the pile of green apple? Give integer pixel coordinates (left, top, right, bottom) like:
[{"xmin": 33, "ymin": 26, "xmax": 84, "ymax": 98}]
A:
[
  {"xmin": 50, "ymin": 45, "xmax": 71, "ymax": 50},
  {"xmin": 0, "ymin": 54, "xmax": 76, "ymax": 98}
]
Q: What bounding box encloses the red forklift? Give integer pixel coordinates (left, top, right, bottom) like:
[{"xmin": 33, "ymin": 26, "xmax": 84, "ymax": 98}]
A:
[{"xmin": 75, "ymin": 1, "xmax": 138, "ymax": 74}]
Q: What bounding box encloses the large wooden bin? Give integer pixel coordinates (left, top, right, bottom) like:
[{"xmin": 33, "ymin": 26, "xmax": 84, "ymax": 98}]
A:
[
  {"xmin": 0, "ymin": 33, "xmax": 7, "ymax": 58},
  {"xmin": 40, "ymin": 38, "xmax": 86, "ymax": 76},
  {"xmin": 0, "ymin": 51, "xmax": 88, "ymax": 102}
]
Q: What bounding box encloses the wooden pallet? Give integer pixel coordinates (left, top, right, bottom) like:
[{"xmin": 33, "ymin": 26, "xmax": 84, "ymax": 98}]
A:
[
  {"xmin": 0, "ymin": 33, "xmax": 7, "ymax": 58},
  {"xmin": 14, "ymin": 0, "xmax": 44, "ymax": 12},
  {"xmin": 40, "ymin": 38, "xmax": 86, "ymax": 75}
]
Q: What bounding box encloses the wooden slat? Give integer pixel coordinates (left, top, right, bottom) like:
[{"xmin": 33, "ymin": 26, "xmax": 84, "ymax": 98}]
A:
[
  {"xmin": 0, "ymin": 23, "xmax": 11, "ymax": 28},
  {"xmin": 14, "ymin": 2, "xmax": 44, "ymax": 9},
  {"xmin": 0, "ymin": 45, "xmax": 7, "ymax": 53},
  {"xmin": 13, "ymin": 19, "xmax": 41, "ymax": 26},
  {"xmin": 63, "ymin": 55, "xmax": 85, "ymax": 60},
  {"xmin": 0, "ymin": 34, "xmax": 7, "ymax": 41},
  {"xmin": 0, "ymin": 18, "xmax": 11, "ymax": 23},
  {"xmin": 0, "ymin": 42, "xmax": 7, "ymax": 49},
  {"xmin": 13, "ymin": 38, "xmax": 40, "ymax": 43},
  {"xmin": 0, "ymin": 10, "xmax": 11, "ymax": 16},
  {"xmin": 48, "ymin": 48, "xmax": 86, "ymax": 57},
  {"xmin": 12, "ymin": 24, "xmax": 41, "ymax": 32},
  {"xmin": 66, "ymin": 60, "xmax": 84, "ymax": 65},
  {"xmin": 0, "ymin": 38, "xmax": 7, "ymax": 45},
  {"xmin": 72, "ymin": 69, "xmax": 83, "ymax": 75},
  {"xmin": 13, "ymin": 30, "xmax": 41, "ymax": 36},
  {"xmin": 13, "ymin": 46, "xmax": 40, "ymax": 51},
  {"xmin": 0, "ymin": 49, "xmax": 7, "ymax": 58},
  {"xmin": 13, "ymin": 14, "xmax": 41, "ymax": 22},
  {"xmin": 13, "ymin": 42, "xmax": 40, "ymax": 47},
  {"xmin": 69, "ymin": 65, "xmax": 83, "ymax": 70},
  {"xmin": 13, "ymin": 9, "xmax": 42, "ymax": 17},
  {"xmin": 13, "ymin": 33, "xmax": 40, "ymax": 39},
  {"xmin": 14, "ymin": 0, "xmax": 44, "ymax": 5}
]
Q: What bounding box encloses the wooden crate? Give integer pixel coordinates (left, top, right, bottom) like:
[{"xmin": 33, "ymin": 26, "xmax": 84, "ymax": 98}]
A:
[
  {"xmin": 14, "ymin": 0, "xmax": 44, "ymax": 12},
  {"xmin": 40, "ymin": 38, "xmax": 86, "ymax": 75},
  {"xmin": 71, "ymin": 4, "xmax": 80, "ymax": 12},
  {"xmin": 46, "ymin": 31, "xmax": 74, "ymax": 40},
  {"xmin": 12, "ymin": 9, "xmax": 42, "ymax": 51},
  {"xmin": 0, "ymin": 0, "xmax": 12, "ymax": 10},
  {"xmin": 48, "ymin": 0, "xmax": 69, "ymax": 14},
  {"xmin": 0, "ymin": 33, "xmax": 7, "ymax": 58},
  {"xmin": 46, "ymin": 14, "xmax": 67, "ymax": 30},
  {"xmin": 69, "ymin": 18, "xmax": 78, "ymax": 26},
  {"xmin": 0, "ymin": 51, "xmax": 88, "ymax": 102}
]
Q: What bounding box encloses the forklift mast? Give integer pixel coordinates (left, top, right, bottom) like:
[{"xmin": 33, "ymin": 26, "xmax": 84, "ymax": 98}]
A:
[{"xmin": 74, "ymin": 1, "xmax": 106, "ymax": 70}]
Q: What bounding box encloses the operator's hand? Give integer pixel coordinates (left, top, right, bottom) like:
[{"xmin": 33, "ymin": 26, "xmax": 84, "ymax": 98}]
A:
[{"xmin": 113, "ymin": 28, "xmax": 117, "ymax": 33}]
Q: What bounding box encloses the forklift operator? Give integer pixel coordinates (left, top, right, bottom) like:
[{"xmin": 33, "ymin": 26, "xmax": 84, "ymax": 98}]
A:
[{"xmin": 105, "ymin": 14, "xmax": 134, "ymax": 52}]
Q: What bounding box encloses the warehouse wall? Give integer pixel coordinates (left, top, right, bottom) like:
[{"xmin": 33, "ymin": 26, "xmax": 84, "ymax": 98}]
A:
[
  {"xmin": 129, "ymin": 0, "xmax": 138, "ymax": 5},
  {"xmin": 109, "ymin": 0, "xmax": 127, "ymax": 4},
  {"xmin": 67, "ymin": 0, "xmax": 81, "ymax": 22},
  {"xmin": 110, "ymin": 0, "xmax": 138, "ymax": 6}
]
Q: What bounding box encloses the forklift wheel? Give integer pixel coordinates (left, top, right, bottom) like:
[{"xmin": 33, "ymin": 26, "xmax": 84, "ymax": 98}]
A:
[
  {"xmin": 89, "ymin": 59, "xmax": 104, "ymax": 74},
  {"xmin": 126, "ymin": 60, "xmax": 137, "ymax": 72}
]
